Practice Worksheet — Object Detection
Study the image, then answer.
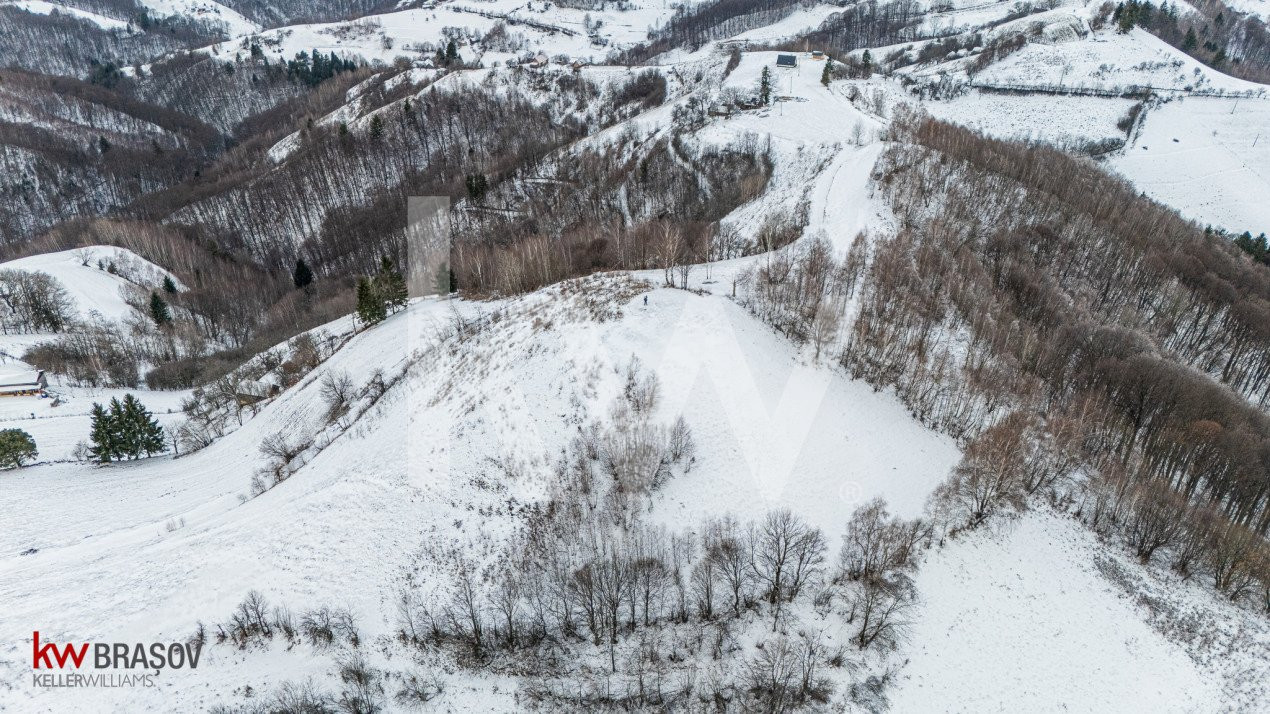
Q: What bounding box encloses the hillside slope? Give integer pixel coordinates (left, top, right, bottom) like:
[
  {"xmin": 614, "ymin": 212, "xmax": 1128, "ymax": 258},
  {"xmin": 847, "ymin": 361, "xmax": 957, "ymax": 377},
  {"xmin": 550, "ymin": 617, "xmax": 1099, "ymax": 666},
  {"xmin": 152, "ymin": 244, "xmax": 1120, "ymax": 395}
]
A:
[{"xmin": 4, "ymin": 272, "xmax": 1265, "ymax": 710}]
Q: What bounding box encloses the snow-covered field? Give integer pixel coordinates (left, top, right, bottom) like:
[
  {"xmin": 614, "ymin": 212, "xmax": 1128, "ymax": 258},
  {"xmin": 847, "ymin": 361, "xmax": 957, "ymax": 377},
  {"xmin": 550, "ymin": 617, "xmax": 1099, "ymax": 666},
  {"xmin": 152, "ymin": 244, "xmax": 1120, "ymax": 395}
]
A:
[
  {"xmin": 894, "ymin": 509, "xmax": 1242, "ymax": 710},
  {"xmin": 139, "ymin": 0, "xmax": 260, "ymax": 35},
  {"xmin": 0, "ymin": 0, "xmax": 130, "ymax": 30},
  {"xmin": 0, "ymin": 246, "xmax": 173, "ymax": 326},
  {"xmin": 4, "ymin": 278, "xmax": 1262, "ymax": 710},
  {"xmin": 1111, "ymin": 95, "xmax": 1270, "ymax": 234},
  {"xmin": 1225, "ymin": 0, "xmax": 1270, "ymax": 22},
  {"xmin": 924, "ymin": 90, "xmax": 1138, "ymax": 146},
  {"xmin": 0, "ymin": 246, "xmax": 188, "ymax": 463},
  {"xmin": 3, "ymin": 0, "xmax": 1270, "ymax": 709},
  {"xmin": 975, "ymin": 27, "xmax": 1267, "ymax": 94}
]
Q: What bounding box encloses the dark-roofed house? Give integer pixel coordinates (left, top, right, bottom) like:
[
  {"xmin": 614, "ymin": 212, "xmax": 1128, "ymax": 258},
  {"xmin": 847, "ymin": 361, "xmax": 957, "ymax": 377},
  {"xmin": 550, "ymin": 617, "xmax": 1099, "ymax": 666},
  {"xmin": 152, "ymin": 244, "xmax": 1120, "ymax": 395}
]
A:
[
  {"xmin": 0, "ymin": 369, "xmax": 47, "ymax": 397},
  {"xmin": 235, "ymin": 379, "xmax": 280, "ymax": 407},
  {"xmin": 776, "ymin": 54, "xmax": 798, "ymax": 68}
]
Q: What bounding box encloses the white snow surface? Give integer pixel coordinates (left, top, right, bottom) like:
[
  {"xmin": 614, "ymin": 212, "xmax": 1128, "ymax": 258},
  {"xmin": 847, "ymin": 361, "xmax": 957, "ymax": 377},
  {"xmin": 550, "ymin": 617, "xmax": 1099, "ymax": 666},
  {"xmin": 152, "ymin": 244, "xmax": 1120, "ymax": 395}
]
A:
[
  {"xmin": 924, "ymin": 91, "xmax": 1138, "ymax": 147},
  {"xmin": 1, "ymin": 3, "xmax": 1268, "ymax": 708},
  {"xmin": 137, "ymin": 0, "xmax": 260, "ymax": 35},
  {"xmin": 0, "ymin": 0, "xmax": 130, "ymax": 29},
  {"xmin": 1, "ymin": 273, "xmax": 1257, "ymax": 710},
  {"xmin": 0, "ymin": 246, "xmax": 175, "ymax": 325},
  {"xmin": 893, "ymin": 509, "xmax": 1234, "ymax": 711},
  {"xmin": 975, "ymin": 27, "xmax": 1267, "ymax": 94},
  {"xmin": 0, "ymin": 273, "xmax": 955, "ymax": 710},
  {"xmin": 1111, "ymin": 95, "xmax": 1270, "ymax": 234},
  {"xmin": 1224, "ymin": 0, "xmax": 1270, "ymax": 22}
]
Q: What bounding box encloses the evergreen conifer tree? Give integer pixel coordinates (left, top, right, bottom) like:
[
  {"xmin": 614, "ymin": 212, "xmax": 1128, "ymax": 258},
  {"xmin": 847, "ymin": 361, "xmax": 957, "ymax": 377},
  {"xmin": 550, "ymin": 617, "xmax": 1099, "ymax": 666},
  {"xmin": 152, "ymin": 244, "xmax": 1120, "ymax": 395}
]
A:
[
  {"xmin": 759, "ymin": 66, "xmax": 771, "ymax": 105},
  {"xmin": 89, "ymin": 402, "xmax": 117, "ymax": 463},
  {"xmin": 821, "ymin": 58, "xmax": 832, "ymax": 87},
  {"xmin": 356, "ymin": 276, "xmax": 386, "ymax": 325},
  {"xmin": 121, "ymin": 394, "xmax": 165, "ymax": 458},
  {"xmin": 150, "ymin": 291, "xmax": 172, "ymax": 326},
  {"xmin": 90, "ymin": 396, "xmax": 165, "ymax": 461},
  {"xmin": 162, "ymin": 275, "xmax": 178, "ymax": 294},
  {"xmin": 0, "ymin": 428, "xmax": 37, "ymax": 468},
  {"xmin": 376, "ymin": 257, "xmax": 408, "ymax": 314},
  {"xmin": 294, "ymin": 258, "xmax": 314, "ymax": 289}
]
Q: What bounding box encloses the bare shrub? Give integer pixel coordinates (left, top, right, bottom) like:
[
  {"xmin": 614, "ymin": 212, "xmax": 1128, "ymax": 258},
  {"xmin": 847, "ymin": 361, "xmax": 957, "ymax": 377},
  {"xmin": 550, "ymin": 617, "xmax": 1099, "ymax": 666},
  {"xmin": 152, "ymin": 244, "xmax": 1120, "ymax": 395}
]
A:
[
  {"xmin": 272, "ymin": 679, "xmax": 335, "ymax": 713},
  {"xmin": 600, "ymin": 416, "xmax": 669, "ymax": 499},
  {"xmin": 320, "ymin": 370, "xmax": 356, "ymax": 424},
  {"xmin": 623, "ymin": 358, "xmax": 660, "ymax": 415},
  {"xmin": 1125, "ymin": 482, "xmax": 1189, "ymax": 563},
  {"xmin": 667, "ymin": 415, "xmax": 695, "ymax": 465},
  {"xmin": 336, "ymin": 650, "xmax": 383, "ymax": 713},
  {"xmin": 744, "ymin": 631, "xmax": 832, "ymax": 710},
  {"xmin": 300, "ymin": 606, "xmax": 360, "ymax": 649},
  {"xmin": 846, "ymin": 575, "xmax": 915, "ymax": 651},
  {"xmin": 1208, "ymin": 520, "xmax": 1264, "ymax": 600},
  {"xmin": 273, "ymin": 606, "xmax": 298, "ymax": 643},
  {"xmin": 252, "ymin": 432, "xmax": 315, "ymax": 495},
  {"xmin": 221, "ymin": 590, "xmax": 273, "ymax": 649},
  {"xmin": 931, "ymin": 414, "xmax": 1030, "ymax": 529},
  {"xmin": 396, "ymin": 672, "xmax": 445, "ymax": 706},
  {"xmin": 744, "ymin": 637, "xmax": 799, "ymax": 712},
  {"xmin": 840, "ymin": 498, "xmax": 927, "ymax": 581}
]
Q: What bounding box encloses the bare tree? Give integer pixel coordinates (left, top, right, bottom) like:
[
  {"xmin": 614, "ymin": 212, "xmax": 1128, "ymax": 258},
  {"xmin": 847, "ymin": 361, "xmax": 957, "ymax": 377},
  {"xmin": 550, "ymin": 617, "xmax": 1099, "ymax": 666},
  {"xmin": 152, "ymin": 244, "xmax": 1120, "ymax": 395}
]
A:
[
  {"xmin": 320, "ymin": 370, "xmax": 356, "ymax": 425},
  {"xmin": 809, "ymin": 300, "xmax": 842, "ymax": 361},
  {"xmin": 931, "ymin": 414, "xmax": 1030, "ymax": 529},
  {"xmin": 448, "ymin": 558, "xmax": 486, "ymax": 658},
  {"xmin": 492, "ymin": 570, "xmax": 523, "ymax": 648},
  {"xmin": 1208, "ymin": 519, "xmax": 1264, "ymax": 600},
  {"xmin": 752, "ymin": 510, "xmax": 826, "ymax": 627},
  {"xmin": 840, "ymin": 498, "xmax": 912, "ymax": 581},
  {"xmin": 744, "ymin": 636, "xmax": 799, "ymax": 712},
  {"xmin": 668, "ymin": 415, "xmax": 695, "ymax": 464},
  {"xmin": 654, "ymin": 222, "xmax": 683, "ymax": 287},
  {"xmin": 848, "ymin": 575, "xmax": 914, "ymax": 651},
  {"xmin": 1125, "ymin": 481, "xmax": 1189, "ymax": 563}
]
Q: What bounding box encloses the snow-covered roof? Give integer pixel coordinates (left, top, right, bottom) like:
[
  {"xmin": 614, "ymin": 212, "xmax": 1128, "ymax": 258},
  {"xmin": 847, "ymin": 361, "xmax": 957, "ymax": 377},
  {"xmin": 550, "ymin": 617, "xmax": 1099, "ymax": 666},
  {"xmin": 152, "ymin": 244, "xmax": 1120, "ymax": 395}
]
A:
[
  {"xmin": 0, "ymin": 369, "xmax": 44, "ymax": 387},
  {"xmin": 235, "ymin": 380, "xmax": 273, "ymax": 398}
]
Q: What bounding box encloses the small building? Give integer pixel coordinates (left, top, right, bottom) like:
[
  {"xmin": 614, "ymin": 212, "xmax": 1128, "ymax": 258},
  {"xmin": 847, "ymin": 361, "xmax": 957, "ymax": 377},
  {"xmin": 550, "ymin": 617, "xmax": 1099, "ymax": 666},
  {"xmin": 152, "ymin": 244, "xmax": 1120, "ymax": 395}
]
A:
[
  {"xmin": 527, "ymin": 52, "xmax": 549, "ymax": 68},
  {"xmin": 0, "ymin": 370, "xmax": 47, "ymax": 397},
  {"xmin": 810, "ymin": 50, "xmax": 825, "ymax": 60},
  {"xmin": 235, "ymin": 379, "xmax": 279, "ymax": 407},
  {"xmin": 776, "ymin": 54, "xmax": 798, "ymax": 68}
]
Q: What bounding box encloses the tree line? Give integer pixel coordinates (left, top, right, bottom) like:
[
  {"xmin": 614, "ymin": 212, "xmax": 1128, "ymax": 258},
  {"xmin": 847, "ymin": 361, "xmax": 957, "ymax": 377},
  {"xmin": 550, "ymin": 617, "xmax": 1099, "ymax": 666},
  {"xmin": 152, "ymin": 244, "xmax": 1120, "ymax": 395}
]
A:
[{"xmin": 740, "ymin": 114, "xmax": 1270, "ymax": 608}]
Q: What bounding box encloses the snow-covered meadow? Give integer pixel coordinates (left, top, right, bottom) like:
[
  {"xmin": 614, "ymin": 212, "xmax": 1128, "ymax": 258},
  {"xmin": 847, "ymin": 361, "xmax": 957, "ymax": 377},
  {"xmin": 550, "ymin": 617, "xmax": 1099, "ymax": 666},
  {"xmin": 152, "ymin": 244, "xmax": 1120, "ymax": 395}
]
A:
[{"xmin": 1, "ymin": 0, "xmax": 1269, "ymax": 709}]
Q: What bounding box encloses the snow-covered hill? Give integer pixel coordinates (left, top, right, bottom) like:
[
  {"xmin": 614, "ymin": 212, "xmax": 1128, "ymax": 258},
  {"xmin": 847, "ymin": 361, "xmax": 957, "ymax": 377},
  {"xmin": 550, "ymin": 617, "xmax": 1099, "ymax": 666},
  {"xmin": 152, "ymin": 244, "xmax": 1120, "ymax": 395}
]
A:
[
  {"xmin": 0, "ymin": 246, "xmax": 175, "ymax": 325},
  {"xmin": 0, "ymin": 244, "xmax": 177, "ymax": 368},
  {"xmin": 1112, "ymin": 94, "xmax": 1270, "ymax": 234},
  {"xmin": 2, "ymin": 271, "xmax": 1264, "ymax": 711},
  {"xmin": 1, "ymin": 0, "xmax": 1268, "ymax": 710}
]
